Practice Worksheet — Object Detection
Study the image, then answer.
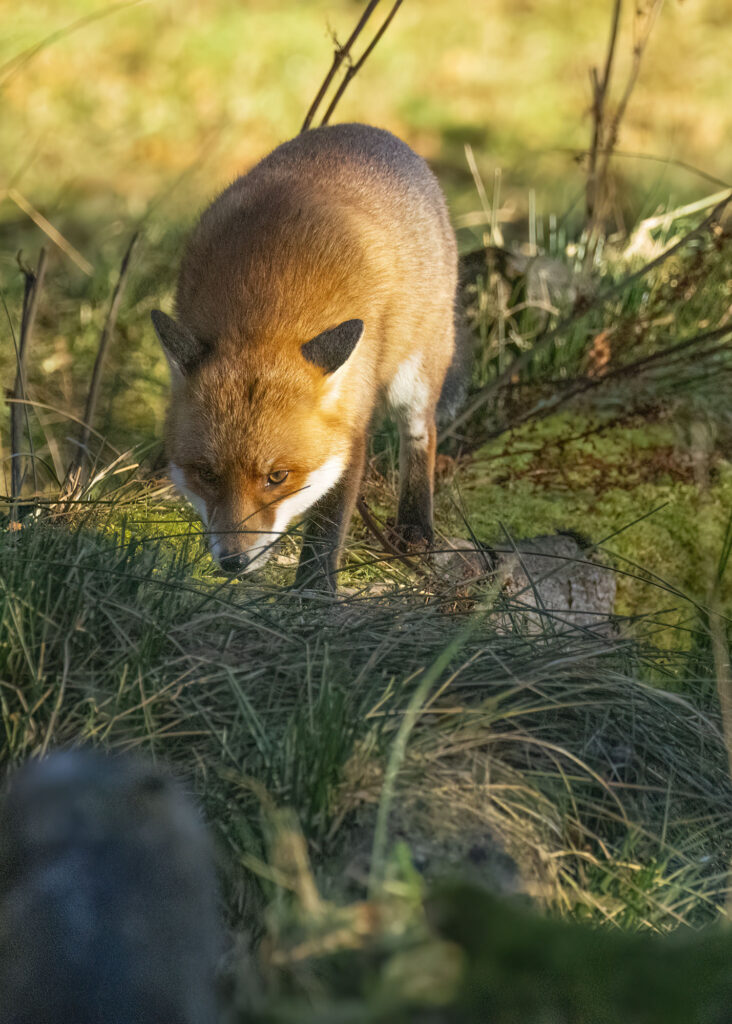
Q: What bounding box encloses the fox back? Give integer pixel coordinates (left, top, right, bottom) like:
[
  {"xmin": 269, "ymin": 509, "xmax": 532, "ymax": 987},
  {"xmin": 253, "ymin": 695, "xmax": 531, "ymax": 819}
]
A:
[{"xmin": 152, "ymin": 123, "xmax": 459, "ymax": 587}]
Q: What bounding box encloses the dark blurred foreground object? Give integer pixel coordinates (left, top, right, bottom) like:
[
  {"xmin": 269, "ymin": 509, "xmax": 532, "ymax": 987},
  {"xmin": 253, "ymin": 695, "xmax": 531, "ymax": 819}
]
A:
[
  {"xmin": 0, "ymin": 750, "xmax": 221, "ymax": 1024},
  {"xmin": 428, "ymin": 882, "xmax": 732, "ymax": 1024}
]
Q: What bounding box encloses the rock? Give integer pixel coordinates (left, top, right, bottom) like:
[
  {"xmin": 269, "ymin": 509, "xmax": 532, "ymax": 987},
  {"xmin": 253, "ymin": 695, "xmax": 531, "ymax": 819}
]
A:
[
  {"xmin": 432, "ymin": 536, "xmax": 494, "ymax": 585},
  {"xmin": 494, "ymin": 533, "xmax": 617, "ymax": 633},
  {"xmin": 433, "ymin": 532, "xmax": 617, "ymax": 633},
  {"xmin": 323, "ymin": 804, "xmax": 523, "ymax": 904}
]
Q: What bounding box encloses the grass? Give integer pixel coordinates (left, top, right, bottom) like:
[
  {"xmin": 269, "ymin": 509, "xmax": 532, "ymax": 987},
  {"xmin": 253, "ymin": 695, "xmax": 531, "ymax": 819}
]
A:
[
  {"xmin": 2, "ymin": 1, "xmax": 732, "ymax": 1019},
  {"xmin": 2, "ymin": 499, "xmax": 732, "ymax": 1019},
  {"xmin": 3, "ymin": 190, "xmax": 732, "ymax": 1024}
]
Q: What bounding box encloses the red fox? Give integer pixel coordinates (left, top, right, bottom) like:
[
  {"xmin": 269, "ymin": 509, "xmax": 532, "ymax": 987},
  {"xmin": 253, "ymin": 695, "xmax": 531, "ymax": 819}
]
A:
[{"xmin": 152, "ymin": 123, "xmax": 459, "ymax": 588}]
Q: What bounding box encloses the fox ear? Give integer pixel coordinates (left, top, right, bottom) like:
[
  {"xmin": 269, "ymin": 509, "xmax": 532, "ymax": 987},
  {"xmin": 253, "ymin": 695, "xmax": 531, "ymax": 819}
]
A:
[
  {"xmin": 151, "ymin": 310, "xmax": 207, "ymax": 374},
  {"xmin": 301, "ymin": 319, "xmax": 363, "ymax": 374}
]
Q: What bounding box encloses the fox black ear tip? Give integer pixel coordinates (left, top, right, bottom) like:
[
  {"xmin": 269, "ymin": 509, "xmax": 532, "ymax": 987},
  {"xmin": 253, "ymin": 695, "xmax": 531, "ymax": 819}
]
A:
[
  {"xmin": 150, "ymin": 309, "xmax": 179, "ymax": 343},
  {"xmin": 301, "ymin": 318, "xmax": 365, "ymax": 373}
]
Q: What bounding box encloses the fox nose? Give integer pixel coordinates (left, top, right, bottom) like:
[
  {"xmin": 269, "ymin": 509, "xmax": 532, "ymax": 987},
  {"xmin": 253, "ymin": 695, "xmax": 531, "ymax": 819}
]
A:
[{"xmin": 219, "ymin": 552, "xmax": 251, "ymax": 574}]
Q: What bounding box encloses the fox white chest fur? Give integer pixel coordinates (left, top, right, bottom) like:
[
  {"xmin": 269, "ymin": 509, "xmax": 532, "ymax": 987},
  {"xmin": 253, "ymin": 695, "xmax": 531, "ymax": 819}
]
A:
[{"xmin": 151, "ymin": 122, "xmax": 458, "ymax": 589}]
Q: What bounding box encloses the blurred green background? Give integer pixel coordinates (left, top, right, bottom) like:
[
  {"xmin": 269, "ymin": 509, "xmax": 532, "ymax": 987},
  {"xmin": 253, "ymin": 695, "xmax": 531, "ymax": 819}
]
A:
[{"xmin": 2, "ymin": 0, "xmax": 731, "ymax": 264}]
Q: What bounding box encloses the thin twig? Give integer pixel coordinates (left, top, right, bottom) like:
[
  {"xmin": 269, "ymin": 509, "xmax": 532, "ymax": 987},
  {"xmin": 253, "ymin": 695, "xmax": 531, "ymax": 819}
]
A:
[
  {"xmin": 9, "ymin": 249, "xmax": 47, "ymax": 513},
  {"xmin": 319, "ymin": 1, "xmax": 404, "ymax": 127},
  {"xmin": 564, "ymin": 148, "xmax": 731, "ymax": 193},
  {"xmin": 602, "ymin": 0, "xmax": 664, "ymax": 168},
  {"xmin": 301, "ymin": 0, "xmax": 381, "ymax": 132},
  {"xmin": 708, "ymin": 514, "xmax": 732, "ymax": 921},
  {"xmin": 63, "ymin": 232, "xmax": 139, "ymax": 498},
  {"xmin": 356, "ymin": 496, "xmax": 418, "ymax": 573},
  {"xmin": 596, "ymin": 0, "xmax": 665, "ymax": 235},
  {"xmin": 487, "ymin": 324, "xmax": 732, "ymax": 439},
  {"xmin": 586, "ymin": 0, "xmax": 622, "ymax": 222},
  {"xmin": 586, "ymin": 0, "xmax": 664, "ymax": 244}
]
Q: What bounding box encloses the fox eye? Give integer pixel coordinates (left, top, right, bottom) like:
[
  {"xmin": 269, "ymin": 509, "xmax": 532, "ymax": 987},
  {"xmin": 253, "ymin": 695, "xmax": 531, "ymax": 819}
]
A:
[
  {"xmin": 196, "ymin": 466, "xmax": 218, "ymax": 486},
  {"xmin": 266, "ymin": 470, "xmax": 289, "ymax": 487}
]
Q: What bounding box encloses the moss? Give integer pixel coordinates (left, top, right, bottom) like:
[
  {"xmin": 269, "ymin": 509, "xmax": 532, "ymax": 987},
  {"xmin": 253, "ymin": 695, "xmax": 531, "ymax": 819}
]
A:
[{"xmin": 451, "ymin": 414, "xmax": 732, "ymax": 627}]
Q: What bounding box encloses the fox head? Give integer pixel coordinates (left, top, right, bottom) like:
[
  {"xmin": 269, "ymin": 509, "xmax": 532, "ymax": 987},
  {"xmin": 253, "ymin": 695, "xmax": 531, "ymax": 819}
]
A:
[{"xmin": 151, "ymin": 310, "xmax": 364, "ymax": 573}]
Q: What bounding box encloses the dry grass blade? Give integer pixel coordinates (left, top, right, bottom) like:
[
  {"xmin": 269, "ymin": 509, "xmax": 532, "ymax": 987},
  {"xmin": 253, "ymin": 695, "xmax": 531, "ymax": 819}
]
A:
[{"xmin": 3, "ymin": 189, "xmax": 92, "ymax": 275}]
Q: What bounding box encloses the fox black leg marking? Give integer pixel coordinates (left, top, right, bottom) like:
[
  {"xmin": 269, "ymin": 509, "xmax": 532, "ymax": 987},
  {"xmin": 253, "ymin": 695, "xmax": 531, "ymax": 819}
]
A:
[
  {"xmin": 395, "ymin": 417, "xmax": 436, "ymax": 548},
  {"xmin": 294, "ymin": 438, "xmax": 366, "ymax": 591}
]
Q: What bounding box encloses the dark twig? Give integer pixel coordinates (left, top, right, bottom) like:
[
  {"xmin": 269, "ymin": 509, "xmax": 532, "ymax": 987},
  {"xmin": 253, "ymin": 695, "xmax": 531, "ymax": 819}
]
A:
[
  {"xmin": 9, "ymin": 248, "xmax": 47, "ymax": 511},
  {"xmin": 301, "ymin": 0, "xmax": 403, "ymax": 132},
  {"xmin": 440, "ymin": 192, "xmax": 732, "ymax": 443},
  {"xmin": 63, "ymin": 232, "xmax": 139, "ymax": 498},
  {"xmin": 356, "ymin": 496, "xmax": 419, "ymax": 574},
  {"xmin": 485, "ymin": 324, "xmax": 732, "ymax": 440},
  {"xmin": 585, "ymin": 0, "xmax": 664, "ymax": 244},
  {"xmin": 601, "ymin": 0, "xmax": 664, "ymax": 173},
  {"xmin": 586, "ymin": 0, "xmax": 622, "ymax": 223},
  {"xmin": 562, "ymin": 147, "xmax": 731, "ymax": 192},
  {"xmin": 301, "ymin": 1, "xmax": 381, "ymax": 132},
  {"xmin": 319, "ymin": 1, "xmax": 404, "ymax": 127}
]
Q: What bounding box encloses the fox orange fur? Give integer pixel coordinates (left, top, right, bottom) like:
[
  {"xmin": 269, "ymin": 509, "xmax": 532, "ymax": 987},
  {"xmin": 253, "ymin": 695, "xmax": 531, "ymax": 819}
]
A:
[{"xmin": 152, "ymin": 123, "xmax": 459, "ymax": 589}]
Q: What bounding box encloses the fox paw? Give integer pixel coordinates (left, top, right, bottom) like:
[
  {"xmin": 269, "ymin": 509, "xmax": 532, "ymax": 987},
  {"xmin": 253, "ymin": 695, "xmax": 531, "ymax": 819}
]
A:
[{"xmin": 387, "ymin": 519, "xmax": 433, "ymax": 553}]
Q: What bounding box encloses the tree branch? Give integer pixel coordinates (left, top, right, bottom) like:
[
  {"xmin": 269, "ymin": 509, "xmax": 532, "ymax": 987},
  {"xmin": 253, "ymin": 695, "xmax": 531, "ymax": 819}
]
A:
[
  {"xmin": 301, "ymin": 0, "xmax": 381, "ymax": 132},
  {"xmin": 319, "ymin": 1, "xmax": 403, "ymax": 127},
  {"xmin": 586, "ymin": 0, "xmax": 622, "ymax": 222},
  {"xmin": 301, "ymin": 0, "xmax": 403, "ymax": 132}
]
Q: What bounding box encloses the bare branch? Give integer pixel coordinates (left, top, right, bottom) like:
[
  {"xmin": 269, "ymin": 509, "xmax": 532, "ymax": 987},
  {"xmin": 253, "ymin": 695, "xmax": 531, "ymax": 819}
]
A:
[
  {"xmin": 356, "ymin": 496, "xmax": 418, "ymax": 573},
  {"xmin": 586, "ymin": 0, "xmax": 665, "ymax": 242},
  {"xmin": 301, "ymin": 0, "xmax": 381, "ymax": 132},
  {"xmin": 319, "ymin": 1, "xmax": 404, "ymax": 127},
  {"xmin": 601, "ymin": 0, "xmax": 665, "ymax": 169},
  {"xmin": 9, "ymin": 249, "xmax": 47, "ymax": 512},
  {"xmin": 301, "ymin": 0, "xmax": 403, "ymax": 132},
  {"xmin": 63, "ymin": 232, "xmax": 139, "ymax": 499},
  {"xmin": 586, "ymin": 0, "xmax": 622, "ymax": 225}
]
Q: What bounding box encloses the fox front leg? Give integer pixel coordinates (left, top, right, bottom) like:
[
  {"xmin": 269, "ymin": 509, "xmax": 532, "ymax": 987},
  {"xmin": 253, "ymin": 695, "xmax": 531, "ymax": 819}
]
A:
[
  {"xmin": 294, "ymin": 438, "xmax": 367, "ymax": 591},
  {"xmin": 395, "ymin": 413, "xmax": 437, "ymax": 549}
]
